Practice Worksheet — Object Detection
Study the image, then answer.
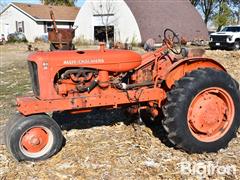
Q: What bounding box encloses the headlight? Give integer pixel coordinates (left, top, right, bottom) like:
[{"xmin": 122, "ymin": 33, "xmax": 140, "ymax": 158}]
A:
[{"xmin": 210, "ymin": 37, "xmax": 213, "ymax": 42}]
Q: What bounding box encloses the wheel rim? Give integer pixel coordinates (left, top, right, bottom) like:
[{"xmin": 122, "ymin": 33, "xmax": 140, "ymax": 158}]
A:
[
  {"xmin": 19, "ymin": 126, "xmax": 54, "ymax": 158},
  {"xmin": 187, "ymin": 87, "xmax": 235, "ymax": 142},
  {"xmin": 235, "ymin": 43, "xmax": 240, "ymax": 50}
]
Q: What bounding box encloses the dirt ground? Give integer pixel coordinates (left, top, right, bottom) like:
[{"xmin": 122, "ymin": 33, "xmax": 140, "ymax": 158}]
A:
[{"xmin": 0, "ymin": 43, "xmax": 239, "ymax": 180}]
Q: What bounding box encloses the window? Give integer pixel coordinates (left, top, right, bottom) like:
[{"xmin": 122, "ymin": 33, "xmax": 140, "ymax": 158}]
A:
[
  {"xmin": 69, "ymin": 22, "xmax": 74, "ymax": 29},
  {"xmin": 44, "ymin": 22, "xmax": 53, "ymax": 33},
  {"xmin": 16, "ymin": 21, "xmax": 24, "ymax": 33},
  {"xmin": 221, "ymin": 27, "xmax": 240, "ymax": 32}
]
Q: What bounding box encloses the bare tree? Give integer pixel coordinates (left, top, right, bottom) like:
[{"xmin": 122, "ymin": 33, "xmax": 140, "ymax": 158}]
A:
[
  {"xmin": 91, "ymin": 0, "xmax": 117, "ymax": 44},
  {"xmin": 235, "ymin": 8, "xmax": 240, "ymax": 24},
  {"xmin": 199, "ymin": 0, "xmax": 218, "ymax": 24},
  {"xmin": 231, "ymin": 0, "xmax": 240, "ymax": 24}
]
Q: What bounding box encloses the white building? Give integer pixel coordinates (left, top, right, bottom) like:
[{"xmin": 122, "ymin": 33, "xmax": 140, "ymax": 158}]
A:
[
  {"xmin": 0, "ymin": 3, "xmax": 79, "ymax": 42},
  {"xmin": 74, "ymin": 0, "xmax": 209, "ymax": 44},
  {"xmin": 74, "ymin": 0, "xmax": 141, "ymax": 44}
]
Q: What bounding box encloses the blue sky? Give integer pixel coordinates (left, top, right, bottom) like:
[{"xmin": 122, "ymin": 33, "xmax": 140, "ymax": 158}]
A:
[{"xmin": 1, "ymin": 0, "xmax": 86, "ymax": 7}]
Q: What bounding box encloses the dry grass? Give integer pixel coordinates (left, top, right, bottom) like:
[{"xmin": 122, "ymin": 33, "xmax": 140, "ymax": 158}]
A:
[{"xmin": 0, "ymin": 43, "xmax": 239, "ymax": 179}]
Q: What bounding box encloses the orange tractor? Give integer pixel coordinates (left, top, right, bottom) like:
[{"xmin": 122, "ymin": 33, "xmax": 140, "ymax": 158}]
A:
[{"xmin": 4, "ymin": 29, "xmax": 240, "ymax": 161}]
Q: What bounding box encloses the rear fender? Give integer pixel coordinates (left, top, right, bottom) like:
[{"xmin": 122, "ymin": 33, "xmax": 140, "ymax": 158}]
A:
[{"xmin": 164, "ymin": 57, "xmax": 226, "ymax": 89}]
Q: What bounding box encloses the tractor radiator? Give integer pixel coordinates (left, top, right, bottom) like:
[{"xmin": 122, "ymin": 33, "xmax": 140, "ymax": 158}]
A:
[{"xmin": 28, "ymin": 61, "xmax": 40, "ymax": 97}]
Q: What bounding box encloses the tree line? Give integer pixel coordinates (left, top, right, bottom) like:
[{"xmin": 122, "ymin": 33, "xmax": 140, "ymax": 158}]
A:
[{"xmin": 190, "ymin": 0, "xmax": 240, "ymax": 30}]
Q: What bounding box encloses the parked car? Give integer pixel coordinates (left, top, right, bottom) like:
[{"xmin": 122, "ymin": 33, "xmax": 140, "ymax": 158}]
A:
[
  {"xmin": 0, "ymin": 34, "xmax": 6, "ymax": 45},
  {"xmin": 209, "ymin": 25, "xmax": 240, "ymax": 50},
  {"xmin": 7, "ymin": 32, "xmax": 27, "ymax": 42}
]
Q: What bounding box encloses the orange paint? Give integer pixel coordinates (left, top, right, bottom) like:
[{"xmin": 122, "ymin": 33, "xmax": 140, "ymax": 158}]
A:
[
  {"xmin": 98, "ymin": 71, "xmax": 109, "ymax": 88},
  {"xmin": 21, "ymin": 127, "xmax": 49, "ymax": 153},
  {"xmin": 187, "ymin": 87, "xmax": 235, "ymax": 142},
  {"xmin": 18, "ymin": 43, "xmax": 227, "ymax": 119},
  {"xmin": 17, "ymin": 88, "xmax": 166, "ymax": 115},
  {"xmin": 164, "ymin": 58, "xmax": 226, "ymax": 88}
]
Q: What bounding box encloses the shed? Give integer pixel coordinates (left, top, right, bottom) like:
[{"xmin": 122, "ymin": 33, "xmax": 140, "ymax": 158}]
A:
[
  {"xmin": 74, "ymin": 0, "xmax": 208, "ymax": 44},
  {"xmin": 125, "ymin": 0, "xmax": 208, "ymax": 42}
]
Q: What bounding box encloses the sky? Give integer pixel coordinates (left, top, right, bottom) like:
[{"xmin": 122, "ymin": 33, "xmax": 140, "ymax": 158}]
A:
[{"xmin": 1, "ymin": 0, "xmax": 86, "ymax": 7}]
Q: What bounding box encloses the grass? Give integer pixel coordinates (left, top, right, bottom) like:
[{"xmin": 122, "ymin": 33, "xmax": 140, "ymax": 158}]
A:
[{"xmin": 0, "ymin": 43, "xmax": 33, "ymax": 122}]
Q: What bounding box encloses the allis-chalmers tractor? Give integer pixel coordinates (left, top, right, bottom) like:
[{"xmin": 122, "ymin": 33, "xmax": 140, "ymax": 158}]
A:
[{"xmin": 4, "ymin": 29, "xmax": 240, "ymax": 161}]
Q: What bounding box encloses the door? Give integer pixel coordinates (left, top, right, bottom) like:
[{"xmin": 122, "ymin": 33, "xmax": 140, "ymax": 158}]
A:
[
  {"xmin": 94, "ymin": 26, "xmax": 114, "ymax": 43},
  {"xmin": 4, "ymin": 24, "xmax": 10, "ymax": 40}
]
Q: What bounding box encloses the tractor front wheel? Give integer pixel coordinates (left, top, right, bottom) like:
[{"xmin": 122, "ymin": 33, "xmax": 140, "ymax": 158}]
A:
[
  {"xmin": 163, "ymin": 68, "xmax": 240, "ymax": 153},
  {"xmin": 4, "ymin": 114, "xmax": 63, "ymax": 161}
]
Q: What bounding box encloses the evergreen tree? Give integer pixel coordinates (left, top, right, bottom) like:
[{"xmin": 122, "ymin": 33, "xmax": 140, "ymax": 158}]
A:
[{"xmin": 40, "ymin": 0, "xmax": 77, "ymax": 6}]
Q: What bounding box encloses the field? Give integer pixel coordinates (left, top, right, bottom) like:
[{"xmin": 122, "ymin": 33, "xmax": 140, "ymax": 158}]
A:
[{"xmin": 0, "ymin": 43, "xmax": 239, "ymax": 179}]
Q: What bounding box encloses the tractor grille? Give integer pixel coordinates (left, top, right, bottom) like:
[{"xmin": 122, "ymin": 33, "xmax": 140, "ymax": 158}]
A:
[
  {"xmin": 211, "ymin": 35, "xmax": 227, "ymax": 42},
  {"xmin": 28, "ymin": 61, "xmax": 40, "ymax": 97}
]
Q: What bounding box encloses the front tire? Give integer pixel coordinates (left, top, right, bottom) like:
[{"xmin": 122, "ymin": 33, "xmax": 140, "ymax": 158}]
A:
[
  {"xmin": 5, "ymin": 114, "xmax": 63, "ymax": 161},
  {"xmin": 163, "ymin": 68, "xmax": 240, "ymax": 153},
  {"xmin": 233, "ymin": 41, "xmax": 240, "ymax": 51}
]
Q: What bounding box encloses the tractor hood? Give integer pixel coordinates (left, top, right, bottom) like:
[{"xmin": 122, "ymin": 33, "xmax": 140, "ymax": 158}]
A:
[{"xmin": 28, "ymin": 49, "xmax": 142, "ymax": 72}]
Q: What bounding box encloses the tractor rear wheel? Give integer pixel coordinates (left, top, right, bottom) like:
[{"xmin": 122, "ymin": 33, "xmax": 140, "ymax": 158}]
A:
[
  {"xmin": 162, "ymin": 68, "xmax": 240, "ymax": 153},
  {"xmin": 5, "ymin": 114, "xmax": 63, "ymax": 161}
]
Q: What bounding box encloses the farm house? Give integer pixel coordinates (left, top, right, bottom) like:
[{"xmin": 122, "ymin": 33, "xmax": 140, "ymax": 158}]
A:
[{"xmin": 0, "ymin": 3, "xmax": 79, "ymax": 42}]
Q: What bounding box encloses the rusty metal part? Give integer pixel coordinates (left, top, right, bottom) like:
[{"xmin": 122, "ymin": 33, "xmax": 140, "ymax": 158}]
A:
[
  {"xmin": 17, "ymin": 88, "xmax": 166, "ymax": 115},
  {"xmin": 50, "ymin": 10, "xmax": 58, "ymax": 33},
  {"xmin": 187, "ymin": 87, "xmax": 235, "ymax": 142},
  {"xmin": 48, "ymin": 29, "xmax": 75, "ymax": 47},
  {"xmin": 126, "ymin": 105, "xmax": 139, "ymax": 115},
  {"xmin": 62, "ymin": 68, "xmax": 95, "ymax": 82},
  {"xmin": 68, "ymin": 109, "xmax": 92, "ymax": 114},
  {"xmin": 48, "ymin": 10, "xmax": 75, "ymax": 50},
  {"xmin": 117, "ymin": 81, "xmax": 161, "ymax": 90},
  {"xmin": 76, "ymin": 79, "xmax": 98, "ymax": 93},
  {"xmin": 135, "ymin": 69, "xmax": 152, "ymax": 84},
  {"xmin": 163, "ymin": 28, "xmax": 182, "ymax": 54},
  {"xmin": 98, "ymin": 71, "xmax": 109, "ymax": 88}
]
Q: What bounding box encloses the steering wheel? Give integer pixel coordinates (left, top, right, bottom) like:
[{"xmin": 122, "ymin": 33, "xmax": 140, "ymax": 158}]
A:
[{"xmin": 163, "ymin": 28, "xmax": 182, "ymax": 54}]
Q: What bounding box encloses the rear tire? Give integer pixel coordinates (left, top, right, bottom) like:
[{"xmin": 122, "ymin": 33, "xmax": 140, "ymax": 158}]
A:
[
  {"xmin": 162, "ymin": 68, "xmax": 240, "ymax": 153},
  {"xmin": 5, "ymin": 114, "xmax": 63, "ymax": 161}
]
